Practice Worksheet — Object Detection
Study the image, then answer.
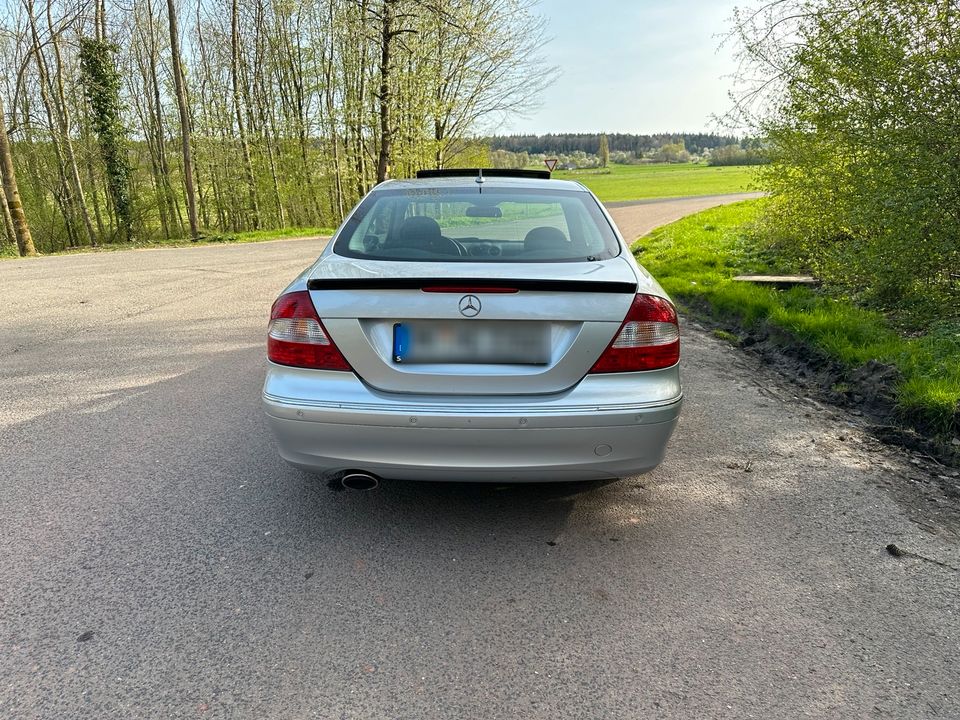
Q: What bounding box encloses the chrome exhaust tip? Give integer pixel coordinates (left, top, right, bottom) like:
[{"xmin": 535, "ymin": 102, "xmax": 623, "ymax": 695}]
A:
[{"xmin": 340, "ymin": 471, "xmax": 381, "ymax": 491}]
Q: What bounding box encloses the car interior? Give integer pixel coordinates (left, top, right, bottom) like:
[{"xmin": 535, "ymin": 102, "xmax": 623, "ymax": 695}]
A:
[{"xmin": 346, "ymin": 193, "xmax": 613, "ymax": 261}]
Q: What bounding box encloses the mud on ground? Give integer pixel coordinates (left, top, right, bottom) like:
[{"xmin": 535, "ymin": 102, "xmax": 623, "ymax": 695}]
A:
[{"xmin": 680, "ymin": 306, "xmax": 960, "ymax": 532}]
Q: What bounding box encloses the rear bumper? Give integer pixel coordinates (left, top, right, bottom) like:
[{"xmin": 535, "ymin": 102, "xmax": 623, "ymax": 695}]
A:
[{"xmin": 262, "ymin": 365, "xmax": 682, "ymax": 482}]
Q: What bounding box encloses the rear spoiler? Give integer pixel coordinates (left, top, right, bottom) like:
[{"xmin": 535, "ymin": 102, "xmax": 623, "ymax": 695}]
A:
[
  {"xmin": 306, "ymin": 278, "xmax": 637, "ymax": 293},
  {"xmin": 415, "ymin": 168, "xmax": 551, "ymax": 180}
]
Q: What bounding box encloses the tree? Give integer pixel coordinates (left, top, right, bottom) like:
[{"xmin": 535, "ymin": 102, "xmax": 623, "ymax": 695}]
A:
[
  {"xmin": 0, "ymin": 0, "xmax": 556, "ymax": 251},
  {"xmin": 706, "ymin": 143, "xmax": 767, "ymax": 166},
  {"xmin": 598, "ymin": 134, "xmax": 609, "ymax": 168},
  {"xmin": 420, "ymin": 0, "xmax": 557, "ymax": 170},
  {"xmin": 653, "ymin": 140, "xmax": 690, "ymax": 163},
  {"xmin": 0, "ymin": 90, "xmax": 37, "ymax": 256},
  {"xmin": 79, "ymin": 37, "xmax": 134, "ymax": 241},
  {"xmin": 166, "ymin": 0, "xmax": 199, "ymax": 239},
  {"xmin": 230, "ymin": 0, "xmax": 259, "ymax": 228},
  {"xmin": 374, "ymin": 0, "xmax": 405, "ymax": 183}
]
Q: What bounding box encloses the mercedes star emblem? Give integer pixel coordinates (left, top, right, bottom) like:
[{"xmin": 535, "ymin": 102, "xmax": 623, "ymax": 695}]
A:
[{"xmin": 458, "ymin": 294, "xmax": 481, "ymax": 317}]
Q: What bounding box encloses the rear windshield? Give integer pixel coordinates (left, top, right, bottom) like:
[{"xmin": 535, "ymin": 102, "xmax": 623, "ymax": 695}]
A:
[{"xmin": 333, "ymin": 187, "xmax": 620, "ymax": 262}]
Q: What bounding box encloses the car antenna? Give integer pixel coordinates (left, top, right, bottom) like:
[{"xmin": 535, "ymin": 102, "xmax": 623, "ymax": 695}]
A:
[{"xmin": 475, "ymin": 168, "xmax": 484, "ymax": 184}]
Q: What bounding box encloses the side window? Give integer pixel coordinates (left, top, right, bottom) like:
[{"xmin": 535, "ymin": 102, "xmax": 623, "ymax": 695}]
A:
[
  {"xmin": 563, "ymin": 199, "xmax": 606, "ymax": 253},
  {"xmin": 349, "ymin": 198, "xmax": 397, "ymax": 253}
]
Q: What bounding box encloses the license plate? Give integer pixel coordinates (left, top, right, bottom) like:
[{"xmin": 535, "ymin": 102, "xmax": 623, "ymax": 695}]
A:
[{"xmin": 393, "ymin": 321, "xmax": 550, "ymax": 365}]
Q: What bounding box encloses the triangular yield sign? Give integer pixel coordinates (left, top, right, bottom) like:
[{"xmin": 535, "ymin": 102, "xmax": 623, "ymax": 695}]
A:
[{"xmin": 544, "ymin": 158, "xmax": 558, "ymax": 172}]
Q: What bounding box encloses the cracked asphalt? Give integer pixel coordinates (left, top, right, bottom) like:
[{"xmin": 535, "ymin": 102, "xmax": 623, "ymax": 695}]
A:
[{"xmin": 1, "ymin": 194, "xmax": 958, "ymax": 719}]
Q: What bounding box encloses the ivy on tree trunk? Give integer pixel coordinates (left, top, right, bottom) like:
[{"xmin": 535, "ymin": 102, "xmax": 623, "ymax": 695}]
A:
[{"xmin": 79, "ymin": 37, "xmax": 133, "ymax": 241}]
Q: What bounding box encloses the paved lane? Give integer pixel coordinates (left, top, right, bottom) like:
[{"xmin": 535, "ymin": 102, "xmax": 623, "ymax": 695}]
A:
[{"xmin": 1, "ymin": 198, "xmax": 957, "ymax": 719}]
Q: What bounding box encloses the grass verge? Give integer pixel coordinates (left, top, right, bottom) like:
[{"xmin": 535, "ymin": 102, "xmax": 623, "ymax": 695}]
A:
[
  {"xmin": 635, "ymin": 199, "xmax": 959, "ymax": 440},
  {"xmin": 553, "ymin": 163, "xmax": 758, "ymax": 202},
  {"xmin": 1, "ymin": 226, "xmax": 333, "ymax": 260}
]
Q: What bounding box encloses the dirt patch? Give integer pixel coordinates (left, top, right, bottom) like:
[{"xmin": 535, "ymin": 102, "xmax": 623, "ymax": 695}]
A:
[
  {"xmin": 686, "ymin": 306, "xmax": 960, "ymax": 534},
  {"xmin": 680, "ymin": 297, "xmax": 959, "ymax": 471}
]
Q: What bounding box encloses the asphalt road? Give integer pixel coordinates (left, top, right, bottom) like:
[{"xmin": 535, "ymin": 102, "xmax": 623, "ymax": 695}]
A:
[{"xmin": 1, "ymin": 194, "xmax": 958, "ymax": 719}]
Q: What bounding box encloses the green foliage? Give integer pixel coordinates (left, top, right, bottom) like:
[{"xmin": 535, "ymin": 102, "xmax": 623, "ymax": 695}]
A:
[
  {"xmin": 78, "ymin": 37, "xmax": 133, "ymax": 241},
  {"xmin": 706, "ymin": 144, "xmax": 768, "ymax": 166},
  {"xmin": 598, "ymin": 134, "xmax": 609, "ymax": 168},
  {"xmin": 652, "ymin": 141, "xmax": 690, "ymax": 164},
  {"xmin": 554, "ymin": 163, "xmax": 757, "ymax": 202},
  {"xmin": 743, "ymin": 0, "xmax": 960, "ymax": 318},
  {"xmin": 636, "ymin": 201, "xmax": 960, "ymax": 435}
]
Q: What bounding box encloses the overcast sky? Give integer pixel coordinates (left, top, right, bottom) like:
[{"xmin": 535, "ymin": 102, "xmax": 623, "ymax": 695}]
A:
[{"xmin": 502, "ymin": 0, "xmax": 741, "ymax": 135}]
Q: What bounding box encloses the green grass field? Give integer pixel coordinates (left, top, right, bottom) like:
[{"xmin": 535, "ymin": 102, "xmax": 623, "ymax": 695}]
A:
[
  {"xmin": 552, "ymin": 163, "xmax": 759, "ymax": 202},
  {"xmin": 636, "ymin": 200, "xmax": 960, "ymax": 437}
]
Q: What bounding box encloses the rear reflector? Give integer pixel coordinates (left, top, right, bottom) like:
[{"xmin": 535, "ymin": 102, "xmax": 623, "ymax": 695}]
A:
[
  {"xmin": 589, "ymin": 294, "xmax": 680, "ymax": 373},
  {"xmin": 267, "ymin": 291, "xmax": 351, "ymax": 370}
]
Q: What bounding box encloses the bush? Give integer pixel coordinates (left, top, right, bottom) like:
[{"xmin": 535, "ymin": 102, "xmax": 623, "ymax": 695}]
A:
[
  {"xmin": 706, "ymin": 144, "xmax": 768, "ymax": 166},
  {"xmin": 734, "ymin": 0, "xmax": 960, "ymax": 322}
]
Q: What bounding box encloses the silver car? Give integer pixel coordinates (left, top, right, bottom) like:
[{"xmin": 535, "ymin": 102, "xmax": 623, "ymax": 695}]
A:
[{"xmin": 262, "ymin": 169, "xmax": 681, "ymax": 485}]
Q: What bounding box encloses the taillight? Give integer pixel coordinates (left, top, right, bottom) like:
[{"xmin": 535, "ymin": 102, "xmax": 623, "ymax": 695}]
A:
[
  {"xmin": 589, "ymin": 294, "xmax": 680, "ymax": 373},
  {"xmin": 267, "ymin": 290, "xmax": 351, "ymax": 371}
]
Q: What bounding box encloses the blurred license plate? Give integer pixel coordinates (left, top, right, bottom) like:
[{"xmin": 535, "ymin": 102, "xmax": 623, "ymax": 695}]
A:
[{"xmin": 393, "ymin": 321, "xmax": 550, "ymax": 365}]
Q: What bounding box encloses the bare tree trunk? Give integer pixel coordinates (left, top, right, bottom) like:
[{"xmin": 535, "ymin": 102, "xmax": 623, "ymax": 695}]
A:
[
  {"xmin": 193, "ymin": 1, "xmax": 221, "ymax": 230},
  {"xmin": 231, "ymin": 0, "xmax": 259, "ymax": 229},
  {"xmin": 0, "ymin": 92, "xmax": 37, "ymax": 257},
  {"xmin": 166, "ymin": 0, "xmax": 200, "ymax": 239},
  {"xmin": 194, "ymin": 150, "xmax": 210, "ymax": 229},
  {"xmin": 95, "ymin": 0, "xmax": 107, "ymax": 42},
  {"xmin": 25, "ymin": 0, "xmax": 80, "ymax": 245},
  {"xmin": 145, "ymin": 0, "xmax": 181, "ymax": 235},
  {"xmin": 0, "ymin": 103, "xmax": 15, "ymax": 247},
  {"xmin": 84, "ymin": 133, "xmax": 107, "ymax": 238},
  {"xmin": 376, "ymin": 0, "xmax": 396, "ymax": 183},
  {"xmin": 1, "ymin": 165, "xmax": 15, "ymax": 246},
  {"xmin": 354, "ymin": 1, "xmax": 370, "ymax": 198},
  {"xmin": 46, "ymin": 3, "xmax": 98, "ymax": 245},
  {"xmin": 325, "ymin": 0, "xmax": 344, "ymax": 218}
]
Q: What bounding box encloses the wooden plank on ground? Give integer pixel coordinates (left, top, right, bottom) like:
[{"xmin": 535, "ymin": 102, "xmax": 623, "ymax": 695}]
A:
[{"xmin": 733, "ymin": 275, "xmax": 820, "ymax": 289}]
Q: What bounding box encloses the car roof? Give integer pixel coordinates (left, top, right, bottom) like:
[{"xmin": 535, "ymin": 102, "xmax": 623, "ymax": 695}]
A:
[{"xmin": 375, "ymin": 176, "xmax": 589, "ymax": 193}]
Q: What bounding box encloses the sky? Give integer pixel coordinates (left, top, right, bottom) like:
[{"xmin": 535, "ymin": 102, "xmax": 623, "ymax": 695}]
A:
[{"xmin": 502, "ymin": 0, "xmax": 742, "ymax": 135}]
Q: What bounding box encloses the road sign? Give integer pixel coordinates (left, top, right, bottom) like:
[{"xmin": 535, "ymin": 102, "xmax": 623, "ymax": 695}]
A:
[{"xmin": 544, "ymin": 158, "xmax": 558, "ymax": 172}]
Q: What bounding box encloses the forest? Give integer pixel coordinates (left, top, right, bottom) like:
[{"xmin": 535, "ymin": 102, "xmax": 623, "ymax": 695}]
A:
[
  {"xmin": 487, "ymin": 132, "xmax": 743, "ymax": 157},
  {"xmin": 0, "ymin": 0, "xmax": 555, "ymax": 255}
]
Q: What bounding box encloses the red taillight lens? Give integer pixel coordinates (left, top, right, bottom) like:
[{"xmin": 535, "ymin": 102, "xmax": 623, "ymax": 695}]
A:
[
  {"xmin": 589, "ymin": 294, "xmax": 680, "ymax": 373},
  {"xmin": 267, "ymin": 290, "xmax": 351, "ymax": 371}
]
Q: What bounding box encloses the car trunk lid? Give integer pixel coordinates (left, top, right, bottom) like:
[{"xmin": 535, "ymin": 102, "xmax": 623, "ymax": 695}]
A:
[{"xmin": 308, "ymin": 255, "xmax": 641, "ymax": 395}]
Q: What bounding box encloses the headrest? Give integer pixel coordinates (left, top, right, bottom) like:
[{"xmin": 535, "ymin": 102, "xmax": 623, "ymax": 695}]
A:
[
  {"xmin": 389, "ymin": 216, "xmax": 442, "ymax": 249},
  {"xmin": 524, "ymin": 226, "xmax": 569, "ymax": 251}
]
